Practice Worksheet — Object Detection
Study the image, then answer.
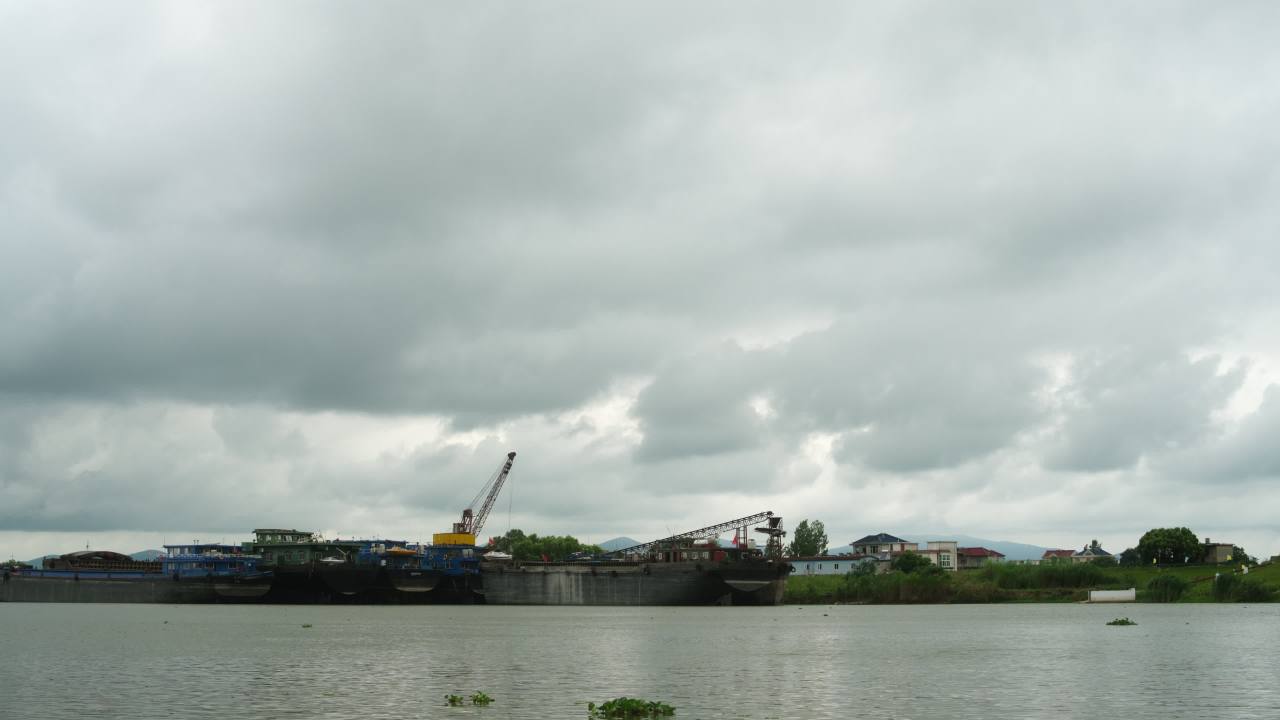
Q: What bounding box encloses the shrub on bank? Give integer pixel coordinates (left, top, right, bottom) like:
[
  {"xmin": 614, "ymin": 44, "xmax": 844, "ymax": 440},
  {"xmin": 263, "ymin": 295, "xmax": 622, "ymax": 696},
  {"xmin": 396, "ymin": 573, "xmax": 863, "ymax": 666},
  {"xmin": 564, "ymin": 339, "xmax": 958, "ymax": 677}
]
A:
[
  {"xmin": 1146, "ymin": 574, "xmax": 1188, "ymax": 602},
  {"xmin": 846, "ymin": 569, "xmax": 952, "ymax": 603},
  {"xmin": 948, "ymin": 578, "xmax": 1005, "ymax": 603},
  {"xmin": 783, "ymin": 574, "xmax": 848, "ymax": 604},
  {"xmin": 785, "ymin": 561, "xmax": 1280, "ymax": 604},
  {"xmin": 1212, "ymin": 574, "xmax": 1274, "ymax": 602},
  {"xmin": 1236, "ymin": 578, "xmax": 1275, "ymax": 602},
  {"xmin": 1212, "ymin": 574, "xmax": 1238, "ymax": 601},
  {"xmin": 978, "ymin": 561, "xmax": 1111, "ymax": 589},
  {"xmin": 784, "ymin": 570, "xmax": 955, "ymax": 604}
]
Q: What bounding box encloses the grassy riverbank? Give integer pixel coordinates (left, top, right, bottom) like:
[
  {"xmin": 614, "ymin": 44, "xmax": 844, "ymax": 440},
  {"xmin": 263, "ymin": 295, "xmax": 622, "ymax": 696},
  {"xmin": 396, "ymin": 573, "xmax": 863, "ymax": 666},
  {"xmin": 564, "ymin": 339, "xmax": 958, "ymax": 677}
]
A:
[{"xmin": 783, "ymin": 561, "xmax": 1280, "ymax": 604}]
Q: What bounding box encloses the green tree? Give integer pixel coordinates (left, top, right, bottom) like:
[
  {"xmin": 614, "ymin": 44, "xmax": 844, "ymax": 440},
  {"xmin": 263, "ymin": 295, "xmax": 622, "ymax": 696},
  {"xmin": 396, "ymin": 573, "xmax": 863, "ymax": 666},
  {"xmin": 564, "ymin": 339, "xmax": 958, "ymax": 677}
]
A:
[
  {"xmin": 786, "ymin": 519, "xmax": 829, "ymax": 557},
  {"xmin": 1231, "ymin": 546, "xmax": 1257, "ymax": 565},
  {"xmin": 1118, "ymin": 547, "xmax": 1141, "ymax": 566},
  {"xmin": 488, "ymin": 529, "xmax": 602, "ymax": 560},
  {"xmin": 847, "ymin": 558, "xmax": 878, "ymax": 577},
  {"xmin": 890, "ymin": 551, "xmax": 937, "ymax": 574},
  {"xmin": 1137, "ymin": 527, "xmax": 1200, "ymax": 565},
  {"xmin": 488, "ymin": 529, "xmax": 526, "ymax": 553}
]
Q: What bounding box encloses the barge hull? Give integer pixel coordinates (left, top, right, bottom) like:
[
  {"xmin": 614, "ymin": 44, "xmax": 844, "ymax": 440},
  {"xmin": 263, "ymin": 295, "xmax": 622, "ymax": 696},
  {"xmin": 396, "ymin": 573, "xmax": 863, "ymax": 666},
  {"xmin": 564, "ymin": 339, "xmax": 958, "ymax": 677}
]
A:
[
  {"xmin": 0, "ymin": 574, "xmax": 268, "ymax": 604},
  {"xmin": 478, "ymin": 559, "xmax": 790, "ymax": 606},
  {"xmin": 257, "ymin": 566, "xmax": 449, "ymax": 604}
]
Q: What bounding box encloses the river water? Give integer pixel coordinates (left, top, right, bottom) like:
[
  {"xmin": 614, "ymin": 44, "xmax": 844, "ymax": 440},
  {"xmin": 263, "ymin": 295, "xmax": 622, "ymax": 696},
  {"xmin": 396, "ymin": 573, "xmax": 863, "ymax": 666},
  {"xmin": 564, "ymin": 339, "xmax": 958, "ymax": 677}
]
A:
[{"xmin": 1, "ymin": 602, "xmax": 1277, "ymax": 720}]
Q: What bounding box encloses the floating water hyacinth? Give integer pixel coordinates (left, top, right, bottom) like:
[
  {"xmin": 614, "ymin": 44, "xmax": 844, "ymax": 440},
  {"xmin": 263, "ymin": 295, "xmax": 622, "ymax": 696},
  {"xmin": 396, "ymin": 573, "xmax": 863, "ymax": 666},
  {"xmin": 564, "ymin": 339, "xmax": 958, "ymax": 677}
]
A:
[{"xmin": 588, "ymin": 697, "xmax": 676, "ymax": 718}]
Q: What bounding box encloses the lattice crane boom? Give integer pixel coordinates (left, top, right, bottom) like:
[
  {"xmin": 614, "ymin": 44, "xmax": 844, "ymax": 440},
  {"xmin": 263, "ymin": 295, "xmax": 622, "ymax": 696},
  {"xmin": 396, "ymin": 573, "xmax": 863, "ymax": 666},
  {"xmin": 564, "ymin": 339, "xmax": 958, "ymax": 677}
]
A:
[
  {"xmin": 452, "ymin": 451, "xmax": 517, "ymax": 538},
  {"xmin": 610, "ymin": 511, "xmax": 776, "ymax": 557}
]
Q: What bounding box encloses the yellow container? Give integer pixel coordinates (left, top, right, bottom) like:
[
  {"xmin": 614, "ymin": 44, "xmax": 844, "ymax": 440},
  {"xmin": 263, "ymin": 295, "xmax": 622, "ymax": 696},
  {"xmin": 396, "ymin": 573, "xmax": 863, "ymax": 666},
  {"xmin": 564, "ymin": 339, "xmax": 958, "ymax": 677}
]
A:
[{"xmin": 432, "ymin": 532, "xmax": 476, "ymax": 547}]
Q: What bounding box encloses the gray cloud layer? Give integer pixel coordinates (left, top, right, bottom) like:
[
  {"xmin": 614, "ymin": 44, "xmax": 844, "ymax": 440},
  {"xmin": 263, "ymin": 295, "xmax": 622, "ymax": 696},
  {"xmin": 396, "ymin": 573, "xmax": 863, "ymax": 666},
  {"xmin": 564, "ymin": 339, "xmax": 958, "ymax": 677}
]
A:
[{"xmin": 3, "ymin": 3, "xmax": 1280, "ymax": 557}]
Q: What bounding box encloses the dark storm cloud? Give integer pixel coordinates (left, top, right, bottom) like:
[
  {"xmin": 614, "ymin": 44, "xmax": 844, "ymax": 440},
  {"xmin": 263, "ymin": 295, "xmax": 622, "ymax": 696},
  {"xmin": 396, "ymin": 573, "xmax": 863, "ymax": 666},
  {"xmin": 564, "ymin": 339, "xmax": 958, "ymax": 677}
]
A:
[
  {"xmin": 632, "ymin": 309, "xmax": 1046, "ymax": 473},
  {"xmin": 779, "ymin": 312, "xmax": 1046, "ymax": 473},
  {"xmin": 4, "ymin": 2, "xmax": 1277, "ymax": 423},
  {"xmin": 0, "ymin": 3, "xmax": 719, "ymax": 421},
  {"xmin": 1045, "ymin": 352, "xmax": 1245, "ymax": 472},
  {"xmin": 1167, "ymin": 387, "xmax": 1280, "ymax": 485},
  {"xmin": 633, "ymin": 344, "xmax": 766, "ymax": 462}
]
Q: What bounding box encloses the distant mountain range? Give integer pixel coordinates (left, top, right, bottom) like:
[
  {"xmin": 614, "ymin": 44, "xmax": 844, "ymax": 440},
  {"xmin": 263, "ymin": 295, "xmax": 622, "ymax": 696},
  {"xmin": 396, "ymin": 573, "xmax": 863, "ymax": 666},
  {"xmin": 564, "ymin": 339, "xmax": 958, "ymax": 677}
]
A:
[
  {"xmin": 598, "ymin": 537, "xmax": 641, "ymax": 552},
  {"xmin": 828, "ymin": 535, "xmax": 1050, "ymax": 562}
]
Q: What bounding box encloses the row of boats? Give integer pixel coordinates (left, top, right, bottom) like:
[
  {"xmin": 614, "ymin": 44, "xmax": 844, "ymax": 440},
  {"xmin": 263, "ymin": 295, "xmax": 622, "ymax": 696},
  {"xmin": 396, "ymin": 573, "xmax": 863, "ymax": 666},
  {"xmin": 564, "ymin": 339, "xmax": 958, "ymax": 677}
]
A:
[{"xmin": 1, "ymin": 522, "xmax": 794, "ymax": 606}]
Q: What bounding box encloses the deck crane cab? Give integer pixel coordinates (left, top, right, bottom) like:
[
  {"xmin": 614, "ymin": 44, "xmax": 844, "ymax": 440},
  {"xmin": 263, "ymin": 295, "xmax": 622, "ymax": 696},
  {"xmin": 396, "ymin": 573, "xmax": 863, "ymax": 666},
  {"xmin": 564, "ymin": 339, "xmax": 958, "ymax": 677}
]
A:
[{"xmin": 432, "ymin": 451, "xmax": 517, "ymax": 548}]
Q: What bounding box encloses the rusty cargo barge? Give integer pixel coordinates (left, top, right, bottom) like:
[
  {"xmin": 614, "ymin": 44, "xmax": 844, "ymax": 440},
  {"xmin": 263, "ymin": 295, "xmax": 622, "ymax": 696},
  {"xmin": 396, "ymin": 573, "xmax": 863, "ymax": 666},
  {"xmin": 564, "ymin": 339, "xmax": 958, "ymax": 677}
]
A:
[{"xmin": 478, "ymin": 512, "xmax": 792, "ymax": 606}]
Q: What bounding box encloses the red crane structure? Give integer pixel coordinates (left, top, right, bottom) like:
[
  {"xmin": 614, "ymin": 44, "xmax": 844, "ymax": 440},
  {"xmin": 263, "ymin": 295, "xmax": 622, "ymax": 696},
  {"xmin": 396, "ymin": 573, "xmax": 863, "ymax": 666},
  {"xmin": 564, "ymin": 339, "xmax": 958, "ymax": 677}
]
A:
[
  {"xmin": 610, "ymin": 511, "xmax": 786, "ymax": 560},
  {"xmin": 434, "ymin": 451, "xmax": 517, "ymax": 546}
]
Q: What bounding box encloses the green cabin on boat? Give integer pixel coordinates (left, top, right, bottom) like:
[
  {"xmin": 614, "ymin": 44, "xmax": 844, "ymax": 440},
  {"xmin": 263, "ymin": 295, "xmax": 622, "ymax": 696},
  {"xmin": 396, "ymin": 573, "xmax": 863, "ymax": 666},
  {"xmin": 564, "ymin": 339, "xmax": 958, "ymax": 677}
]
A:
[{"xmin": 250, "ymin": 529, "xmax": 365, "ymax": 566}]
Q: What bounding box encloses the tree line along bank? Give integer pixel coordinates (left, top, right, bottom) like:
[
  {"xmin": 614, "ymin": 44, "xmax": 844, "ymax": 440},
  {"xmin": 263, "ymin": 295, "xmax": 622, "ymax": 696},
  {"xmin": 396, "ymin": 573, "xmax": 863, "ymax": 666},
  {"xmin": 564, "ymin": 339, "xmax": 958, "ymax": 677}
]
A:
[{"xmin": 780, "ymin": 522, "xmax": 1275, "ymax": 604}]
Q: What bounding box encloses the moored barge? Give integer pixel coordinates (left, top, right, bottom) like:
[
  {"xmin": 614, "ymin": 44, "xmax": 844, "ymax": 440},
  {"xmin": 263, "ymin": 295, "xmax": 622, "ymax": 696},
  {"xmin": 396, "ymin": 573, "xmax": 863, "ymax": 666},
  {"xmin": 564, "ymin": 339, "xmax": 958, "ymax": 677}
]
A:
[
  {"xmin": 477, "ymin": 512, "xmax": 792, "ymax": 605},
  {"xmin": 0, "ymin": 545, "xmax": 271, "ymax": 604},
  {"xmin": 251, "ymin": 528, "xmax": 476, "ymax": 604}
]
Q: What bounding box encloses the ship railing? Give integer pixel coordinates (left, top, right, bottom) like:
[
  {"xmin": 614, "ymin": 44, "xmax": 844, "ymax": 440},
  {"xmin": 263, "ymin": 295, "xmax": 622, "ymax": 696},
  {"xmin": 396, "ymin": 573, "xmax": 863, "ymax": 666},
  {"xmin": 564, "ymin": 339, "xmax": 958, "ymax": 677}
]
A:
[
  {"xmin": 45, "ymin": 559, "xmax": 162, "ymax": 573},
  {"xmin": 168, "ymin": 567, "xmax": 265, "ymax": 578},
  {"xmin": 20, "ymin": 569, "xmax": 157, "ymax": 579}
]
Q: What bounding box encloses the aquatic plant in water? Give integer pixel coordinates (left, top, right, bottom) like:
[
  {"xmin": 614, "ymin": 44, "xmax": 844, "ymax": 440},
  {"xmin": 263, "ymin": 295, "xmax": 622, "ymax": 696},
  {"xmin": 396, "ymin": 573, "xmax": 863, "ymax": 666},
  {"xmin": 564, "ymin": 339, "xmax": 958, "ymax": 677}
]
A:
[
  {"xmin": 1106, "ymin": 617, "xmax": 1137, "ymax": 626},
  {"xmin": 588, "ymin": 697, "xmax": 676, "ymax": 718},
  {"xmin": 445, "ymin": 692, "xmax": 493, "ymax": 707}
]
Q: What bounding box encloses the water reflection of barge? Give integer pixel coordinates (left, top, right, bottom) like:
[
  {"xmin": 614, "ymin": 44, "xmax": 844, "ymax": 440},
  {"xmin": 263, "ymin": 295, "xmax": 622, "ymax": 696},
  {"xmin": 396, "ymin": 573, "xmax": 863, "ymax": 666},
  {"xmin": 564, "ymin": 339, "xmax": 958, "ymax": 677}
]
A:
[
  {"xmin": 478, "ymin": 512, "xmax": 792, "ymax": 606},
  {"xmin": 0, "ymin": 546, "xmax": 271, "ymax": 604}
]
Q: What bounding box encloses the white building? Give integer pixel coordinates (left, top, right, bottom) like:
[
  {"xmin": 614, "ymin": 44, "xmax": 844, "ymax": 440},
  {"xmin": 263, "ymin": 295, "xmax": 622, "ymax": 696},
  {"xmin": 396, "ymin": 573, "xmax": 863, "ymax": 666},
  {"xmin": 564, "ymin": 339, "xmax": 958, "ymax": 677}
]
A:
[
  {"xmin": 918, "ymin": 541, "xmax": 958, "ymax": 572},
  {"xmin": 790, "ymin": 555, "xmax": 872, "ymax": 576}
]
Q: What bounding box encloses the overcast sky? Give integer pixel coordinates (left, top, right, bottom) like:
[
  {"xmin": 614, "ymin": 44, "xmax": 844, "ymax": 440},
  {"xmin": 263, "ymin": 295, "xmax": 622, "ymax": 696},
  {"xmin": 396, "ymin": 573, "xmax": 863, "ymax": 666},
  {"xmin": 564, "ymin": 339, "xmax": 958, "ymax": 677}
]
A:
[{"xmin": 3, "ymin": 2, "xmax": 1280, "ymax": 561}]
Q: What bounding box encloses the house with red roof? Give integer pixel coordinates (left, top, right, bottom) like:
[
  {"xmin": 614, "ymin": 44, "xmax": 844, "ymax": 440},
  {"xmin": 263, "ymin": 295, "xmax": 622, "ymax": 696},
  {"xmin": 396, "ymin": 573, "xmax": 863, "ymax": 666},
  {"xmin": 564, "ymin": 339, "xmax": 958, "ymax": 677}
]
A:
[
  {"xmin": 957, "ymin": 546, "xmax": 1006, "ymax": 570},
  {"xmin": 1041, "ymin": 549, "xmax": 1075, "ymax": 563}
]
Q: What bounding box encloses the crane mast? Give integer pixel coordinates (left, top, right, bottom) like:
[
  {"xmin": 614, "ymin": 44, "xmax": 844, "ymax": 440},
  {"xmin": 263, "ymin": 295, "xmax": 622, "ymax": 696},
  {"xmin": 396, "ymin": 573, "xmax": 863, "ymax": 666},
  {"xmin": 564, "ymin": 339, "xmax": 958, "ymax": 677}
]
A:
[{"xmin": 434, "ymin": 451, "xmax": 516, "ymax": 547}]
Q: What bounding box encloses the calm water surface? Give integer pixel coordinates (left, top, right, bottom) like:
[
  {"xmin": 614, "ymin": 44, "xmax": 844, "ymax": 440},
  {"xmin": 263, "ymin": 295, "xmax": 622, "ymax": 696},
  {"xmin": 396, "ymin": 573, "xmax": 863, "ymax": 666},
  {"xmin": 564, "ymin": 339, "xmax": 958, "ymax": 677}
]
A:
[{"xmin": 1, "ymin": 603, "xmax": 1277, "ymax": 719}]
